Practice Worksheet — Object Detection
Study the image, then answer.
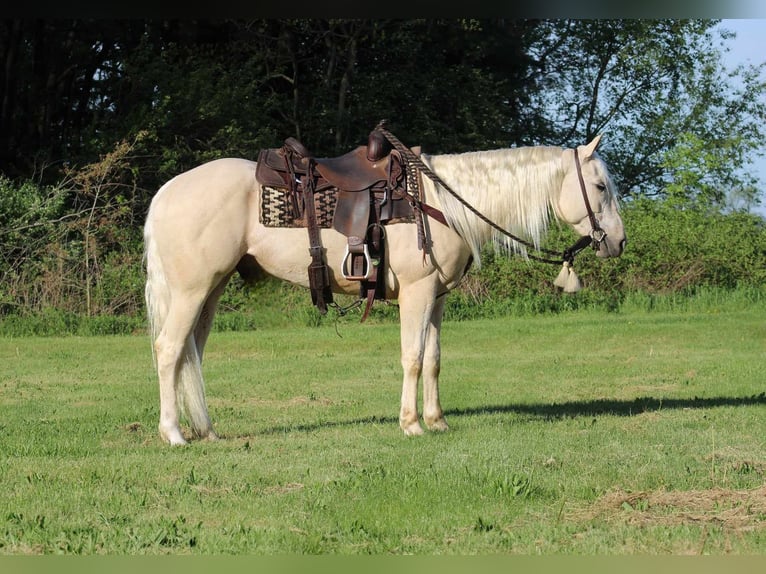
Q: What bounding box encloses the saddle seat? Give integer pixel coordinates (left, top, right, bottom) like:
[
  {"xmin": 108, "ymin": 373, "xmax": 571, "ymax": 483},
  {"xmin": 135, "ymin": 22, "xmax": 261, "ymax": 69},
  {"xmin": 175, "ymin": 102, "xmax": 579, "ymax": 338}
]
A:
[{"xmin": 283, "ymin": 132, "xmax": 393, "ymax": 192}]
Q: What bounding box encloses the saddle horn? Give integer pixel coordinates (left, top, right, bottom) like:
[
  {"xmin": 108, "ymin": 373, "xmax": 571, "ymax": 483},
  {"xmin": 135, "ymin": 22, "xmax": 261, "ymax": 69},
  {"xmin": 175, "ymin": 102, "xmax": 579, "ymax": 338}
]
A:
[{"xmin": 367, "ymin": 130, "xmax": 392, "ymax": 162}]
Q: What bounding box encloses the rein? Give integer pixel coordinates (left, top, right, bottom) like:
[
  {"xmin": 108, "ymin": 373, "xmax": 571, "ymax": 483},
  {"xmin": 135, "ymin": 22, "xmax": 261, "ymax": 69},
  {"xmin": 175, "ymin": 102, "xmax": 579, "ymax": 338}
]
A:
[{"xmin": 374, "ymin": 121, "xmax": 606, "ymax": 267}]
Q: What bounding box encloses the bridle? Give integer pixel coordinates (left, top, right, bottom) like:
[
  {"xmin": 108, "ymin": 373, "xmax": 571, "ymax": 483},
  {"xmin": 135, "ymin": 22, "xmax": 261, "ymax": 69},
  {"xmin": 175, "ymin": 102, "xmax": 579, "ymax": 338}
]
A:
[
  {"xmin": 374, "ymin": 121, "xmax": 608, "ymax": 267},
  {"xmin": 571, "ymin": 147, "xmax": 608, "ymax": 259}
]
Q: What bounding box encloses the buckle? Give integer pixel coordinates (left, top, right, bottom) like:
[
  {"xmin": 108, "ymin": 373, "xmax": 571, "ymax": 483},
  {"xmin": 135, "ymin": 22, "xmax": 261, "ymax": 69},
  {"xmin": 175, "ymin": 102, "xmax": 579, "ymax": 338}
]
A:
[{"xmin": 590, "ymin": 227, "xmax": 607, "ymax": 248}]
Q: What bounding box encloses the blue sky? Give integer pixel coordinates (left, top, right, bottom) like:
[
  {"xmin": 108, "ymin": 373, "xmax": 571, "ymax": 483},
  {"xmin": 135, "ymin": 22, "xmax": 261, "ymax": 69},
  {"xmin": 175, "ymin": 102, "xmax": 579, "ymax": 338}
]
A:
[{"xmin": 715, "ymin": 19, "xmax": 766, "ymax": 216}]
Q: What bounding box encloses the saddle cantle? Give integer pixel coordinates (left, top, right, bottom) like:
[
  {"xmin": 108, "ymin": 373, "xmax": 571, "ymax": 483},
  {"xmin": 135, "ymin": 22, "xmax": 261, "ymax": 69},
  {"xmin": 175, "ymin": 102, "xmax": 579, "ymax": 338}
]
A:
[{"xmin": 255, "ymin": 126, "xmax": 425, "ymax": 320}]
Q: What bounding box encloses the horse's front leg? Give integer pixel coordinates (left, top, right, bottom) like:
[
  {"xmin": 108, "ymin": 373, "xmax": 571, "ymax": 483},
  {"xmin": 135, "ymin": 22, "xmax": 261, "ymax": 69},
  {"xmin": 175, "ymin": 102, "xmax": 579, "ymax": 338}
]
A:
[
  {"xmin": 397, "ymin": 279, "xmax": 438, "ymax": 436},
  {"xmin": 423, "ymin": 294, "xmax": 448, "ymax": 432}
]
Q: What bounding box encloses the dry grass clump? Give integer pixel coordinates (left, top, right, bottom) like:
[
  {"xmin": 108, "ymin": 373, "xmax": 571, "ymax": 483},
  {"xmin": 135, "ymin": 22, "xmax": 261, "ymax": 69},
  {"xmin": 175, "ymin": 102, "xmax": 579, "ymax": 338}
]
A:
[{"xmin": 572, "ymin": 484, "xmax": 766, "ymax": 532}]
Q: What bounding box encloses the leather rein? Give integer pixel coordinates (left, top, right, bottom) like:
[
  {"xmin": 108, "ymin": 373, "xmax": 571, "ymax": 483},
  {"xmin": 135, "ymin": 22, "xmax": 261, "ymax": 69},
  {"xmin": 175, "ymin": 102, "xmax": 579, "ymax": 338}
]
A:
[{"xmin": 375, "ymin": 121, "xmax": 607, "ymax": 266}]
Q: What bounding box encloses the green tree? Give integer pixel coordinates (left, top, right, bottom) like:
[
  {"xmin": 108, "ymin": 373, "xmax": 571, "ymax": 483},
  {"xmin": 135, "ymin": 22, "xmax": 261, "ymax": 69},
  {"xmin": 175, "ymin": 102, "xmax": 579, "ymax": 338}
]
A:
[{"xmin": 526, "ymin": 19, "xmax": 766, "ymax": 210}]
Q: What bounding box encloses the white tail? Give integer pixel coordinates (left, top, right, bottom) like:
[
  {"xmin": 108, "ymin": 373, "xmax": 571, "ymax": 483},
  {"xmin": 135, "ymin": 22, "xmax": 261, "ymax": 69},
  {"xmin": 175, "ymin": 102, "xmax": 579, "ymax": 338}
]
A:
[{"xmin": 143, "ymin": 217, "xmax": 168, "ymax": 365}]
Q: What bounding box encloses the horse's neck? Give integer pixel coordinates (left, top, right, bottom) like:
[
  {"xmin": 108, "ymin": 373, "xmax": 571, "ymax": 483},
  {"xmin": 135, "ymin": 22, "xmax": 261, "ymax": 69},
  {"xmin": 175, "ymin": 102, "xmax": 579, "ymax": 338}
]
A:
[{"xmin": 423, "ymin": 147, "xmax": 565, "ymax": 265}]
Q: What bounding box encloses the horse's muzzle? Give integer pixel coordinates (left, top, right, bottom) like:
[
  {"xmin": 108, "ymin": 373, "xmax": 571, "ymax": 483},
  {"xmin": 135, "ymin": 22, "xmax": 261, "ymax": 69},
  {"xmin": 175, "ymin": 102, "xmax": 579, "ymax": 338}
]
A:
[{"xmin": 597, "ymin": 235, "xmax": 626, "ymax": 258}]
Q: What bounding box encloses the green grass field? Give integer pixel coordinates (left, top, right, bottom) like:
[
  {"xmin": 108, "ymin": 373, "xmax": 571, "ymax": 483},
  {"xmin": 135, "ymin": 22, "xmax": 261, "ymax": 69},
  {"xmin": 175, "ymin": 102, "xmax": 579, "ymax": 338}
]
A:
[{"xmin": 1, "ymin": 306, "xmax": 765, "ymax": 554}]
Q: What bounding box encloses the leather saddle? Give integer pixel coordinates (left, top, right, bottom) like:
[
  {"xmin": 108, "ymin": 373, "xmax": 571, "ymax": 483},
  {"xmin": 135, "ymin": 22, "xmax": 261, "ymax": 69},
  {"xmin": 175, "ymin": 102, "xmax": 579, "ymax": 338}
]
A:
[{"xmin": 255, "ymin": 128, "xmax": 417, "ymax": 319}]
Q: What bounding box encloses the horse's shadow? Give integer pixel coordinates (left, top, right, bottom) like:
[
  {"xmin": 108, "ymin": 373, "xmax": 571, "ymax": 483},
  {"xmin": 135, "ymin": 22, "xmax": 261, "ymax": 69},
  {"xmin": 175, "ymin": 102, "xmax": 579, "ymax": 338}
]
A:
[
  {"xmin": 449, "ymin": 393, "xmax": 766, "ymax": 420},
  {"xmin": 249, "ymin": 392, "xmax": 766, "ymax": 437}
]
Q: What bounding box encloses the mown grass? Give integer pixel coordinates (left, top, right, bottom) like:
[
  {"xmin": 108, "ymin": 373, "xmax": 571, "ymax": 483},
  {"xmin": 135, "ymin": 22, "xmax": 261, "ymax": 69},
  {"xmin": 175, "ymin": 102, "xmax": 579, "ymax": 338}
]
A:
[{"xmin": 1, "ymin": 305, "xmax": 765, "ymax": 554}]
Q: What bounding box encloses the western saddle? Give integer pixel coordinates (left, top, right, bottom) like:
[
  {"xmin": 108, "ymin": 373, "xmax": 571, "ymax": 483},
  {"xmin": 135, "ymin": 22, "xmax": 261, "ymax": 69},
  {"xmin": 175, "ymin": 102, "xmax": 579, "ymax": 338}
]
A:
[{"xmin": 255, "ymin": 124, "xmax": 438, "ymax": 320}]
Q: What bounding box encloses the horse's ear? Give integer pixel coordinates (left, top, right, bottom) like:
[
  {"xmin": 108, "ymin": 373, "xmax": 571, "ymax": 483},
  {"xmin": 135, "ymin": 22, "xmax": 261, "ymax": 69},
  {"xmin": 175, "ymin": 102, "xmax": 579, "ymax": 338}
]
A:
[{"xmin": 581, "ymin": 134, "xmax": 603, "ymax": 159}]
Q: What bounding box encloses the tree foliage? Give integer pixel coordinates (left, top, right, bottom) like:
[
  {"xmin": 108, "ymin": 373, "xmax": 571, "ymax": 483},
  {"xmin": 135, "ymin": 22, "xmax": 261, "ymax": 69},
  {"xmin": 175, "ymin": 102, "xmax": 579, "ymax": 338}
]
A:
[
  {"xmin": 3, "ymin": 19, "xmax": 762, "ymax": 205},
  {"xmin": 524, "ymin": 20, "xmax": 765, "ymax": 209}
]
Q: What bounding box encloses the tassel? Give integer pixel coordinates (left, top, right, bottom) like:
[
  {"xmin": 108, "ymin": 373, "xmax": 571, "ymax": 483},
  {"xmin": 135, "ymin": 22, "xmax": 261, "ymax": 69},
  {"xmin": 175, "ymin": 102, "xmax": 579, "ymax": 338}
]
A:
[
  {"xmin": 554, "ymin": 262, "xmax": 570, "ymax": 289},
  {"xmin": 564, "ymin": 266, "xmax": 582, "ymax": 293}
]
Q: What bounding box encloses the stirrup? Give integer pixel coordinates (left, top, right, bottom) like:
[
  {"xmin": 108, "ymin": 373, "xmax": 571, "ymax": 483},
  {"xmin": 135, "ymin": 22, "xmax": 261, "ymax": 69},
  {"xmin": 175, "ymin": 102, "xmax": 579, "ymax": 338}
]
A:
[{"xmin": 341, "ymin": 244, "xmax": 372, "ymax": 281}]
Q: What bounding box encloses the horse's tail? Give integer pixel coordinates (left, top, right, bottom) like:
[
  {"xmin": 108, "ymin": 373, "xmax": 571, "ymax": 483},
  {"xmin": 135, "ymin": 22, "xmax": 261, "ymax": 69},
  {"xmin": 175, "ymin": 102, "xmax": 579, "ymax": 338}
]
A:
[
  {"xmin": 143, "ymin": 214, "xmax": 168, "ymax": 366},
  {"xmin": 144, "ymin": 206, "xmax": 212, "ymax": 439}
]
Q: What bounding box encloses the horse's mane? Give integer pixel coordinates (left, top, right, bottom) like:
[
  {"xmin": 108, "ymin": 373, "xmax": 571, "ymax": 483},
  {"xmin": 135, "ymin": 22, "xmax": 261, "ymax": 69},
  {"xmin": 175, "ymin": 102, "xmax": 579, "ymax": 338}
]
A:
[{"xmin": 421, "ymin": 146, "xmax": 567, "ymax": 268}]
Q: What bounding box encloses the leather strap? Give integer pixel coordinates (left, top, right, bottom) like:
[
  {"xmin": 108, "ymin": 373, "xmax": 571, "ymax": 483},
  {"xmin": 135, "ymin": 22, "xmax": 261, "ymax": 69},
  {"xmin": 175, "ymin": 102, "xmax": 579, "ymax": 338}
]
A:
[
  {"xmin": 301, "ymin": 158, "xmax": 334, "ymax": 314},
  {"xmin": 573, "ymin": 148, "xmax": 601, "ymax": 235}
]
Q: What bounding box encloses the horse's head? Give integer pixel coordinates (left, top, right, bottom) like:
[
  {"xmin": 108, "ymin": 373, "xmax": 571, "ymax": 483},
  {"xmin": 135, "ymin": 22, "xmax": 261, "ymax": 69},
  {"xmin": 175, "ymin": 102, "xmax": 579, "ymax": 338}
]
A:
[{"xmin": 555, "ymin": 135, "xmax": 626, "ymax": 258}]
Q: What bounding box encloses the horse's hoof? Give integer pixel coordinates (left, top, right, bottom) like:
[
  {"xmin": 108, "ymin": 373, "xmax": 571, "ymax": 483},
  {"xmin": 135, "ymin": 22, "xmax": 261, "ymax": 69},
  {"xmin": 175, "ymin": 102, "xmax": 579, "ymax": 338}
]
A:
[
  {"xmin": 193, "ymin": 427, "xmax": 219, "ymax": 442},
  {"xmin": 160, "ymin": 424, "xmax": 188, "ymax": 446},
  {"xmin": 402, "ymin": 422, "xmax": 424, "ymax": 436},
  {"xmin": 426, "ymin": 419, "xmax": 449, "ymax": 432},
  {"xmin": 164, "ymin": 434, "xmax": 188, "ymax": 446}
]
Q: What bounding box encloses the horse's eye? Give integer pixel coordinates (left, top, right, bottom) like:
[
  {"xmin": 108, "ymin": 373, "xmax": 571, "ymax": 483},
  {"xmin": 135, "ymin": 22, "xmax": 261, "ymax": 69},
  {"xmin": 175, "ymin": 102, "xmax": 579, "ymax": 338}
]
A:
[{"xmin": 596, "ymin": 183, "xmax": 606, "ymax": 192}]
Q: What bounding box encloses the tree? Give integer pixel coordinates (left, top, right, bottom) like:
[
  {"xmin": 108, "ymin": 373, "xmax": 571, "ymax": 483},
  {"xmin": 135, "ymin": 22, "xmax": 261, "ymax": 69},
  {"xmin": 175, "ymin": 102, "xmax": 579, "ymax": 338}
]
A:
[
  {"xmin": 2, "ymin": 18, "xmax": 766, "ymax": 322},
  {"xmin": 524, "ymin": 19, "xmax": 766, "ymax": 210},
  {"xmin": 0, "ymin": 20, "xmax": 147, "ymax": 179}
]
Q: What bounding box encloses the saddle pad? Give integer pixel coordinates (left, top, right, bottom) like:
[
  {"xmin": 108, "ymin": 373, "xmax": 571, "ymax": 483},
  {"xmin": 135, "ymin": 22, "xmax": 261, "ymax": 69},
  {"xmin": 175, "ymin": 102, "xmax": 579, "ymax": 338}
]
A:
[{"xmin": 260, "ymin": 185, "xmax": 337, "ymax": 228}]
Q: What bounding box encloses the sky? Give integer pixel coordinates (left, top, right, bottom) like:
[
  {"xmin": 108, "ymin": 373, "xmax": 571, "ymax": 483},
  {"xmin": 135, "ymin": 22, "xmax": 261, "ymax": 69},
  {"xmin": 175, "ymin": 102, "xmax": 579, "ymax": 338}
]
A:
[{"xmin": 715, "ymin": 19, "xmax": 766, "ymax": 217}]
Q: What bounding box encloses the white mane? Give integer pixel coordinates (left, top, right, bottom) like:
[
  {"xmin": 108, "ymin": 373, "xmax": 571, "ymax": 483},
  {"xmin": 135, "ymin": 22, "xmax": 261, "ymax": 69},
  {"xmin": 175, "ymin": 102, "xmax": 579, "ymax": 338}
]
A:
[{"xmin": 421, "ymin": 146, "xmax": 567, "ymax": 268}]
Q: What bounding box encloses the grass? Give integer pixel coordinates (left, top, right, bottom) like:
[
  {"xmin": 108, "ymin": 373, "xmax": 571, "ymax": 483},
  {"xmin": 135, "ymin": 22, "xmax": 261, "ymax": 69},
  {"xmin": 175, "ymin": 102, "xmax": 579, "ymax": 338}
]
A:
[{"xmin": 1, "ymin": 305, "xmax": 766, "ymax": 554}]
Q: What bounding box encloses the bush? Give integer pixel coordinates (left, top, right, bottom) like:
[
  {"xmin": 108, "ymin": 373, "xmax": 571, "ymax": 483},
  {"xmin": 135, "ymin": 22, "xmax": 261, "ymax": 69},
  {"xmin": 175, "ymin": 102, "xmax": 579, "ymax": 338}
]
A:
[{"xmin": 0, "ymin": 308, "xmax": 145, "ymax": 337}]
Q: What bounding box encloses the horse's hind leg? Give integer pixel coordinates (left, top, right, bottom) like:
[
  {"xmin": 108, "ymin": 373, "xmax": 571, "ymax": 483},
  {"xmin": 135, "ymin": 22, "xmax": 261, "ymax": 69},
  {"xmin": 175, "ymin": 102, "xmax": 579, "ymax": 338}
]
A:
[
  {"xmin": 194, "ymin": 273, "xmax": 233, "ymax": 361},
  {"xmin": 155, "ymin": 289, "xmax": 213, "ymax": 445}
]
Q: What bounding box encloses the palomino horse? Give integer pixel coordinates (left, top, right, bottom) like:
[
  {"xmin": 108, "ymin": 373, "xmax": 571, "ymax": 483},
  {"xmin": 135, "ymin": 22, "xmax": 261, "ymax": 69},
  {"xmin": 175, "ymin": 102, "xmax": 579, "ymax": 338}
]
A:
[{"xmin": 144, "ymin": 133, "xmax": 626, "ymax": 445}]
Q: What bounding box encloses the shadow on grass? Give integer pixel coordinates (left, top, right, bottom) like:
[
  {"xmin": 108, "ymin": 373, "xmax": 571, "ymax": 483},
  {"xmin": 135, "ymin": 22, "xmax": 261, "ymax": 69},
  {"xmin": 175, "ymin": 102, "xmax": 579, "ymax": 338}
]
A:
[
  {"xmin": 445, "ymin": 392, "xmax": 766, "ymax": 420},
  {"xmin": 251, "ymin": 392, "xmax": 766, "ymax": 436}
]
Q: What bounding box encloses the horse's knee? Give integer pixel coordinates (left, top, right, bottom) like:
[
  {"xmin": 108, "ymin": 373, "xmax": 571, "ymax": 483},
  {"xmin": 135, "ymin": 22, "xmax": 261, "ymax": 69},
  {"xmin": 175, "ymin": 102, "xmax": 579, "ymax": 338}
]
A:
[
  {"xmin": 155, "ymin": 336, "xmax": 183, "ymax": 370},
  {"xmin": 400, "ymin": 354, "xmax": 423, "ymax": 380}
]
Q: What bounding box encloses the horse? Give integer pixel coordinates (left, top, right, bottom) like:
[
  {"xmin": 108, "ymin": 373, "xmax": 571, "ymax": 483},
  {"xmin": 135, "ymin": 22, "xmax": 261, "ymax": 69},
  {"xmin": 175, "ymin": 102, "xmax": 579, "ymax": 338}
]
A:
[{"xmin": 143, "ymin": 132, "xmax": 626, "ymax": 445}]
